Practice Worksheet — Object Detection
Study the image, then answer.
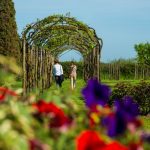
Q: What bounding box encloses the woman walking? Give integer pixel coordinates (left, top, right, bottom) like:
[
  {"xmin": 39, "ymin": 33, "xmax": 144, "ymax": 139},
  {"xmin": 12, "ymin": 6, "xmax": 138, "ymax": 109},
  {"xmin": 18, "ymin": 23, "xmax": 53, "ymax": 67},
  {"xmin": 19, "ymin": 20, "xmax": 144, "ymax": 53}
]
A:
[{"xmin": 70, "ymin": 61, "xmax": 77, "ymax": 90}]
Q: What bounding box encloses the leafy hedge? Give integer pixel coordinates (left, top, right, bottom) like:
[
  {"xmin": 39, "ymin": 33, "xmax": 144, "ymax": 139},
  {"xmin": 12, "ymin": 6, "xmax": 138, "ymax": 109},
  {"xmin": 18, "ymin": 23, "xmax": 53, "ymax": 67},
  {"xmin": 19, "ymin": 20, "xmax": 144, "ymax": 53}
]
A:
[
  {"xmin": 130, "ymin": 81, "xmax": 150, "ymax": 115},
  {"xmin": 62, "ymin": 60, "xmax": 150, "ymax": 80},
  {"xmin": 109, "ymin": 82, "xmax": 132, "ymax": 105},
  {"xmin": 110, "ymin": 81, "xmax": 150, "ymax": 115}
]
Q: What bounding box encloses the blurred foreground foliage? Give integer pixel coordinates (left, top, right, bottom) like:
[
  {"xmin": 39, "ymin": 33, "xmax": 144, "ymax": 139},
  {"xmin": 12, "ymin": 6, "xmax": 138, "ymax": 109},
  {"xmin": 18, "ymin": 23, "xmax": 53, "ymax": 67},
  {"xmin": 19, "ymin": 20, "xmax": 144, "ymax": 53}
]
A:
[
  {"xmin": 0, "ymin": 55, "xmax": 21, "ymax": 87},
  {"xmin": 0, "ymin": 55, "xmax": 150, "ymax": 150}
]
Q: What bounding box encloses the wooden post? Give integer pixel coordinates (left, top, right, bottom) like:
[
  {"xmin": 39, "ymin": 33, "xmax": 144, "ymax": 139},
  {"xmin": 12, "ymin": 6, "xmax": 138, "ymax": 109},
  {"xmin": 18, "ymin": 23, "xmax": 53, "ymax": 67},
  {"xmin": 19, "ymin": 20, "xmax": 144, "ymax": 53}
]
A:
[{"xmin": 23, "ymin": 38, "xmax": 26, "ymax": 96}]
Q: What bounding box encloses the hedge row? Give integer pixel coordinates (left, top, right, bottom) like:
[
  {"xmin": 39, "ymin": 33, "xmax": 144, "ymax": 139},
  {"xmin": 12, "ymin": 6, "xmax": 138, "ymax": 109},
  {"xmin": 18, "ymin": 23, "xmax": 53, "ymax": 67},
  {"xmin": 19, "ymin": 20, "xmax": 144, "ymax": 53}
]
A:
[
  {"xmin": 109, "ymin": 81, "xmax": 150, "ymax": 115},
  {"xmin": 61, "ymin": 61, "xmax": 150, "ymax": 80}
]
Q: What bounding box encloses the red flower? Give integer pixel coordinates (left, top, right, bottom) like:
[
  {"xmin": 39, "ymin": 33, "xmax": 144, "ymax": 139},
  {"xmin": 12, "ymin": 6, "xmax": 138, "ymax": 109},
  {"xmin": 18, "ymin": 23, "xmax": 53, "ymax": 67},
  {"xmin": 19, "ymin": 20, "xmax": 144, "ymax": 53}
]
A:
[
  {"xmin": 76, "ymin": 130, "xmax": 106, "ymax": 150},
  {"xmin": 0, "ymin": 87, "xmax": 18, "ymax": 102},
  {"xmin": 29, "ymin": 139, "xmax": 48, "ymax": 150},
  {"xmin": 33, "ymin": 100, "xmax": 71, "ymax": 128},
  {"xmin": 129, "ymin": 141, "xmax": 143, "ymax": 150},
  {"xmin": 48, "ymin": 102, "xmax": 71, "ymax": 128},
  {"xmin": 103, "ymin": 141, "xmax": 128, "ymax": 150},
  {"xmin": 32, "ymin": 100, "xmax": 50, "ymax": 113},
  {"xmin": 0, "ymin": 90, "xmax": 6, "ymax": 101},
  {"xmin": 76, "ymin": 130, "xmax": 129, "ymax": 150}
]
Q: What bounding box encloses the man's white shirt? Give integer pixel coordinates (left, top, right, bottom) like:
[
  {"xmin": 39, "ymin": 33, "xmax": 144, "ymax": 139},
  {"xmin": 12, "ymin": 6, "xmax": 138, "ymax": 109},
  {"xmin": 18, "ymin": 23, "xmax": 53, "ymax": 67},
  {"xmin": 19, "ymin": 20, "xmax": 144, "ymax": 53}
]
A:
[{"xmin": 53, "ymin": 64, "xmax": 63, "ymax": 76}]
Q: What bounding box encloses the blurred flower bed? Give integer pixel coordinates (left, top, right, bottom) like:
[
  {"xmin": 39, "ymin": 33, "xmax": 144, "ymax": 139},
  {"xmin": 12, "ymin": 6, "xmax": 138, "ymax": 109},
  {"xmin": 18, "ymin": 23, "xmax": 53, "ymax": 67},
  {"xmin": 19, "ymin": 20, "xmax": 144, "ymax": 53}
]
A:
[{"xmin": 0, "ymin": 55, "xmax": 150, "ymax": 150}]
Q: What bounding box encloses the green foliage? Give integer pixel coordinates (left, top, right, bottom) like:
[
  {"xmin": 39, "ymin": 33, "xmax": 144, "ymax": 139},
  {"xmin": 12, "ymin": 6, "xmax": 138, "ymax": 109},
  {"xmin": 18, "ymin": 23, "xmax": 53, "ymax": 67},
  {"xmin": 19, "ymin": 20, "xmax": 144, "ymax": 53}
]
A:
[
  {"xmin": 1, "ymin": 55, "xmax": 150, "ymax": 149},
  {"xmin": 135, "ymin": 42, "xmax": 150, "ymax": 66},
  {"xmin": 119, "ymin": 59, "xmax": 136, "ymax": 79},
  {"xmin": 0, "ymin": 0, "xmax": 20, "ymax": 59},
  {"xmin": 141, "ymin": 116, "xmax": 150, "ymax": 131},
  {"xmin": 22, "ymin": 14, "xmax": 100, "ymax": 57},
  {"xmin": 130, "ymin": 81, "xmax": 150, "ymax": 115},
  {"xmin": 0, "ymin": 55, "xmax": 22, "ymax": 87},
  {"xmin": 109, "ymin": 82, "xmax": 132, "ymax": 105},
  {"xmin": 0, "ymin": 100, "xmax": 34, "ymax": 150},
  {"xmin": 101, "ymin": 58, "xmax": 150, "ymax": 80},
  {"xmin": 110, "ymin": 81, "xmax": 150, "ymax": 115},
  {"xmin": 63, "ymin": 59, "xmax": 150, "ymax": 80}
]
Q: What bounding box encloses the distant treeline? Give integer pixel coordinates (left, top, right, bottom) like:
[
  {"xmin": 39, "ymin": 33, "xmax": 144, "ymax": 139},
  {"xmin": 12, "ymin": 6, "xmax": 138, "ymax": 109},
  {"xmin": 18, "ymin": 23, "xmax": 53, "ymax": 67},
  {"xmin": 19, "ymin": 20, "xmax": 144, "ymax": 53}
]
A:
[
  {"xmin": 62, "ymin": 59, "xmax": 150, "ymax": 80},
  {"xmin": 101, "ymin": 59, "xmax": 150, "ymax": 80}
]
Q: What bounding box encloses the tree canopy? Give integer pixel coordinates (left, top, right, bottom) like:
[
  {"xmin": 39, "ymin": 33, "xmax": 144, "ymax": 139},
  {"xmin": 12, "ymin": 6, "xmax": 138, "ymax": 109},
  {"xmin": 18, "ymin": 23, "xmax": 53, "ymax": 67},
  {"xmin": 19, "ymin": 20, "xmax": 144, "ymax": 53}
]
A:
[
  {"xmin": 0, "ymin": 0, "xmax": 20, "ymax": 59},
  {"xmin": 134, "ymin": 42, "xmax": 150, "ymax": 66}
]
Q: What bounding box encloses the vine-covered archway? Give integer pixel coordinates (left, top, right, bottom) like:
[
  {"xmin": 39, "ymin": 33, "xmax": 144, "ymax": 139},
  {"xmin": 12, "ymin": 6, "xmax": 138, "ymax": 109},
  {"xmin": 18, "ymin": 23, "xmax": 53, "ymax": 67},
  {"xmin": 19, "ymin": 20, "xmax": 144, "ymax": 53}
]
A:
[{"xmin": 22, "ymin": 14, "xmax": 103, "ymax": 94}]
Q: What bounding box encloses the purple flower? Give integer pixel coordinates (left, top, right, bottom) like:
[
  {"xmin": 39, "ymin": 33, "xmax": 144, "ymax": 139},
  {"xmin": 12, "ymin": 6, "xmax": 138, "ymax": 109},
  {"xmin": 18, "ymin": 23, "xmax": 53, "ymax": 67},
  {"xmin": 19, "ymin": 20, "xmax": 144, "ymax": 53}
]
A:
[
  {"xmin": 82, "ymin": 78, "xmax": 111, "ymax": 108},
  {"xmin": 141, "ymin": 132, "xmax": 150, "ymax": 143},
  {"xmin": 114, "ymin": 96, "xmax": 139, "ymax": 122},
  {"xmin": 102, "ymin": 96, "xmax": 139, "ymax": 137},
  {"xmin": 102, "ymin": 112, "xmax": 126, "ymax": 137}
]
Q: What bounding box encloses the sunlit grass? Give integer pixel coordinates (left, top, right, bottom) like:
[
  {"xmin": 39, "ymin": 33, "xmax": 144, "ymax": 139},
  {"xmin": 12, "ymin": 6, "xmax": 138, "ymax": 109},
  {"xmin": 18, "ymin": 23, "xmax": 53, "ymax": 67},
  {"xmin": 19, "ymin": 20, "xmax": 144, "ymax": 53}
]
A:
[{"xmin": 48, "ymin": 79, "xmax": 85, "ymax": 106}]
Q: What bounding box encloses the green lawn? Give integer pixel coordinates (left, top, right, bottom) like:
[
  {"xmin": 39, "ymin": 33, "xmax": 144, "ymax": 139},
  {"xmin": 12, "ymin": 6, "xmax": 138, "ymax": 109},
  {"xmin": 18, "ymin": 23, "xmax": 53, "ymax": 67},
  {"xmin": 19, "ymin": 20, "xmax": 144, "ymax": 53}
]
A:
[{"xmin": 45, "ymin": 79, "xmax": 86, "ymax": 106}]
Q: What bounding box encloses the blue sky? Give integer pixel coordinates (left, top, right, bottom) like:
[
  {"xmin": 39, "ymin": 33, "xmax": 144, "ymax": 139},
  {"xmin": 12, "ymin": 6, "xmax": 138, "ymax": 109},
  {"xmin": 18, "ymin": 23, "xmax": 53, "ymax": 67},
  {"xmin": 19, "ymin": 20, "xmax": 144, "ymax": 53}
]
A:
[{"xmin": 13, "ymin": 0, "xmax": 150, "ymax": 62}]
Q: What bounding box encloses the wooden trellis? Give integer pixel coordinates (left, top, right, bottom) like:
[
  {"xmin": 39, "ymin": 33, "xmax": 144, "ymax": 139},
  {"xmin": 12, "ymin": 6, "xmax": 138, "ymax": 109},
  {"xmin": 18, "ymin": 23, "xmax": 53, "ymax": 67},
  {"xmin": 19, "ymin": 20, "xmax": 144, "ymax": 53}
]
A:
[{"xmin": 22, "ymin": 15, "xmax": 103, "ymax": 95}]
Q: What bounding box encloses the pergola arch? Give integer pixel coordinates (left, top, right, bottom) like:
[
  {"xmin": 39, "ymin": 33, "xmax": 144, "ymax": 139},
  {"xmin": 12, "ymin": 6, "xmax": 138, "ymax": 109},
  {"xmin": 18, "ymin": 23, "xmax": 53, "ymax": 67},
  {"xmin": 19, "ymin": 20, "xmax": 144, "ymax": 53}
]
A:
[{"xmin": 22, "ymin": 14, "xmax": 102, "ymax": 94}]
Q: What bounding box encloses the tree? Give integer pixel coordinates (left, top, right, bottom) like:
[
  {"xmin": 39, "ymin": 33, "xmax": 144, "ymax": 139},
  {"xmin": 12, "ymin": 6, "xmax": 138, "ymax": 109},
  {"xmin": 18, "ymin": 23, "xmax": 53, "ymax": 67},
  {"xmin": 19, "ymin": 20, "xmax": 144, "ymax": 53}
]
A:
[
  {"xmin": 0, "ymin": 0, "xmax": 20, "ymax": 59},
  {"xmin": 134, "ymin": 42, "xmax": 150, "ymax": 66}
]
